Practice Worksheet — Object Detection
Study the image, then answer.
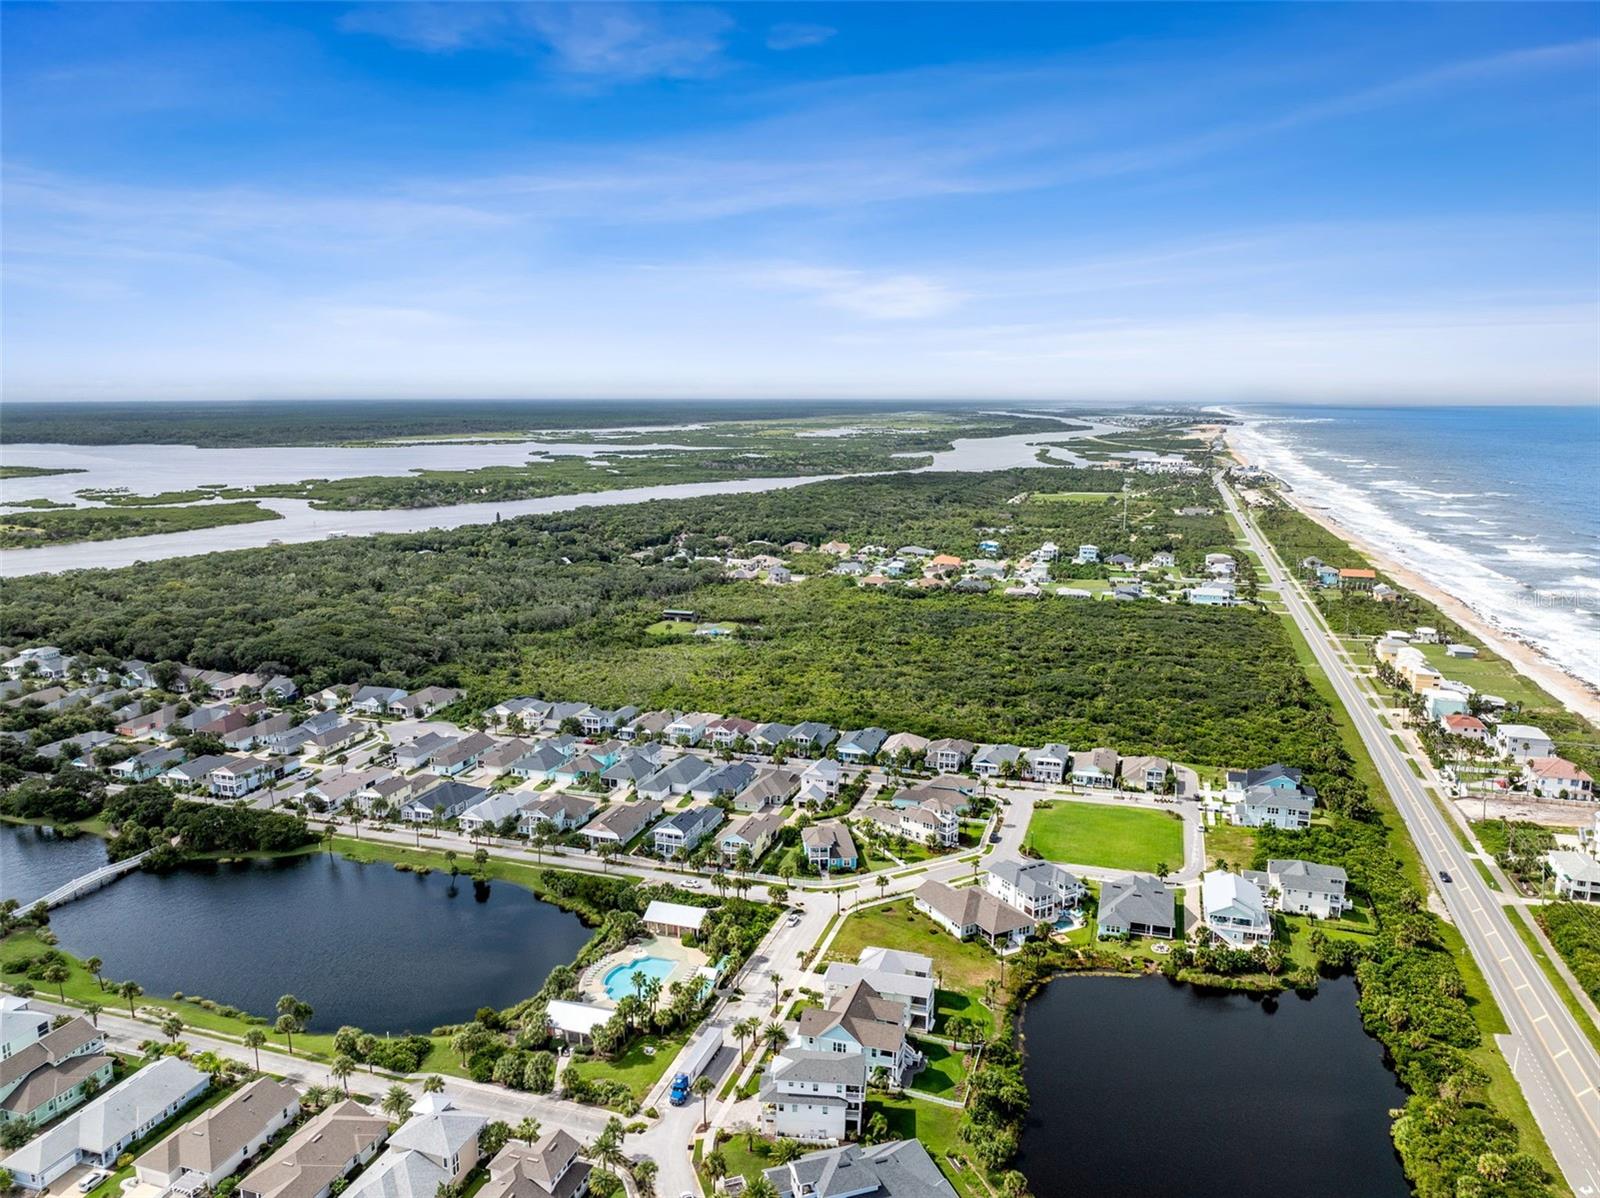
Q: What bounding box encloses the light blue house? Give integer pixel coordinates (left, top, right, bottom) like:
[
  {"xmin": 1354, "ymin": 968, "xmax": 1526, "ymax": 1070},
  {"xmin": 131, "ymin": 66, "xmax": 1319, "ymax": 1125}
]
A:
[{"xmin": 1316, "ymin": 565, "xmax": 1341, "ymax": 588}]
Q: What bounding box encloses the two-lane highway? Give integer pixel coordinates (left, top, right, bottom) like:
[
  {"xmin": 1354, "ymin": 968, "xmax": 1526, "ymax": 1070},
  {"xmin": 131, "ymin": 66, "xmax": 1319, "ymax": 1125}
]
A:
[{"xmin": 1221, "ymin": 478, "xmax": 1600, "ymax": 1194}]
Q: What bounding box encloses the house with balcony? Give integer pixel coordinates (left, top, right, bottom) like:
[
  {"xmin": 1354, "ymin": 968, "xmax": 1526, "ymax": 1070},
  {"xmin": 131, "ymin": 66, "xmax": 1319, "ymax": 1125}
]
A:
[
  {"xmin": 652, "ymin": 806, "xmax": 724, "ymax": 858},
  {"xmin": 983, "ymin": 859, "xmax": 1085, "ymax": 923},
  {"xmin": 793, "ymin": 981, "xmax": 921, "ymax": 1088},
  {"xmin": 759, "ymin": 1049, "xmax": 866, "ymax": 1144},
  {"xmin": 1201, "ymin": 871, "xmax": 1272, "ymax": 948}
]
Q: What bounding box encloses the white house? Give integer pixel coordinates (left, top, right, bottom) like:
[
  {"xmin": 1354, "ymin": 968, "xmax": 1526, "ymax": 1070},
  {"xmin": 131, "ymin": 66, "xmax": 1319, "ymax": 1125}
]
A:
[
  {"xmin": 1496, "ymin": 724, "xmax": 1555, "ymax": 761},
  {"xmin": 237, "ymin": 1100, "xmax": 389, "ymax": 1198},
  {"xmin": 1524, "ymin": 757, "xmax": 1594, "ymax": 800},
  {"xmin": 342, "ymin": 1097, "xmax": 483, "ymax": 1198},
  {"xmin": 821, "ymin": 961, "xmax": 934, "ymax": 1031},
  {"xmin": 913, "ymin": 879, "xmax": 1033, "ymax": 951},
  {"xmin": 1549, "ymin": 851, "xmax": 1600, "ymax": 902},
  {"xmin": 1243, "ymin": 859, "xmax": 1348, "ymax": 919},
  {"xmin": 983, "ymin": 859, "xmax": 1085, "ymax": 923},
  {"xmin": 1201, "ymin": 871, "xmax": 1272, "ymax": 948},
  {"xmin": 641, "ymin": 900, "xmax": 709, "ymax": 938},
  {"xmin": 134, "ymin": 1078, "xmax": 299, "ymax": 1196},
  {"xmin": 2, "ymin": 1058, "xmax": 210, "ymax": 1190},
  {"xmin": 759, "ymin": 1050, "xmax": 866, "ymax": 1144},
  {"xmin": 793, "ymin": 981, "xmax": 921, "ymax": 1087}
]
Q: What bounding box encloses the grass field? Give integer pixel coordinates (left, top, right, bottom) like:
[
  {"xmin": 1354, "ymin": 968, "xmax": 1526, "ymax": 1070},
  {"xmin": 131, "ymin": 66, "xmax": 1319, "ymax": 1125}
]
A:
[
  {"xmin": 1417, "ymin": 643, "xmax": 1551, "ymax": 709},
  {"xmin": 1031, "ymin": 491, "xmax": 1118, "ymax": 503},
  {"xmin": 565, "ymin": 1029, "xmax": 690, "ymax": 1100},
  {"xmin": 1024, "ymin": 801, "xmax": 1184, "ymax": 872},
  {"xmin": 1201, "ymin": 819, "xmax": 1258, "ymax": 870},
  {"xmin": 866, "ymin": 1095, "xmax": 982, "ymax": 1198}
]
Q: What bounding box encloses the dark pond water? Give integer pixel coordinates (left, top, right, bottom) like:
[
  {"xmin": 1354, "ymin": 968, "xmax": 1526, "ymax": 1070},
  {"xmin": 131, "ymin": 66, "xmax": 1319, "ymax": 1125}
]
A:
[
  {"xmin": 26, "ymin": 834, "xmax": 591, "ymax": 1034},
  {"xmin": 2, "ymin": 822, "xmax": 110, "ymax": 903},
  {"xmin": 1017, "ymin": 975, "xmax": 1409, "ymax": 1198}
]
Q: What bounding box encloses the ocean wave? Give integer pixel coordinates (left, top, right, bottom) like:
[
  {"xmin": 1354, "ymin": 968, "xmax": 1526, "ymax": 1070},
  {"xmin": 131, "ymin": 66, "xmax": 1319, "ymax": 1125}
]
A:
[{"xmin": 1233, "ymin": 415, "xmax": 1600, "ymax": 691}]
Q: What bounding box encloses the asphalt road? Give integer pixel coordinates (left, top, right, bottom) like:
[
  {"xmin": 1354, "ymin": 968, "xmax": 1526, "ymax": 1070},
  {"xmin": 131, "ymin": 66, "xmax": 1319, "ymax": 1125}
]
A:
[{"xmin": 1222, "ymin": 477, "xmax": 1600, "ymax": 1194}]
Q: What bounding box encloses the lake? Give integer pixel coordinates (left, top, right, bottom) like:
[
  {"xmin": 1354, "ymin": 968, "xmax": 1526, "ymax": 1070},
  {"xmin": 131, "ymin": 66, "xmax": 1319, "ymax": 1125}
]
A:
[
  {"xmin": 1017, "ymin": 974, "xmax": 1409, "ymax": 1198},
  {"xmin": 8, "ymin": 827, "xmax": 592, "ymax": 1034},
  {"xmin": 1, "ymin": 822, "xmax": 110, "ymax": 905}
]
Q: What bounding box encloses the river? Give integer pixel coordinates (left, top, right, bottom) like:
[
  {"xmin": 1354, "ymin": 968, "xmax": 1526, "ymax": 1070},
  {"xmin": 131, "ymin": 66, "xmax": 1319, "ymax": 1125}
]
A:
[
  {"xmin": 1017, "ymin": 974, "xmax": 1408, "ymax": 1197},
  {"xmin": 0, "ymin": 421, "xmax": 1105, "ymax": 576},
  {"xmin": 3, "ymin": 826, "xmax": 591, "ymax": 1033}
]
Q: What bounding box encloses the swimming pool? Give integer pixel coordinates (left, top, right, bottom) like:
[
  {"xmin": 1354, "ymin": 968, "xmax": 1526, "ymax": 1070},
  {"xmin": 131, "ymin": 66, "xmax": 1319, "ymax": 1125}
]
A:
[{"xmin": 602, "ymin": 955, "xmax": 676, "ymax": 1001}]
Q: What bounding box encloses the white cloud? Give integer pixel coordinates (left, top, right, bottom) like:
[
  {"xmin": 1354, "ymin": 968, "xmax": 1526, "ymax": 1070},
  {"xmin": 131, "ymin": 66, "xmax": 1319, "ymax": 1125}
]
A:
[
  {"xmin": 341, "ymin": 2, "xmax": 733, "ymax": 79},
  {"xmin": 766, "ymin": 23, "xmax": 836, "ymax": 51},
  {"xmin": 763, "ymin": 266, "xmax": 965, "ymax": 320}
]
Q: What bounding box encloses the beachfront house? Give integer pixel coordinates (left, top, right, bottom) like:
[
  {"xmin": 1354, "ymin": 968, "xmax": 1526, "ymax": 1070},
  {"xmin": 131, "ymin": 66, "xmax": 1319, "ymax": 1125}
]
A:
[
  {"xmin": 1497, "ymin": 724, "xmax": 1555, "ymax": 761},
  {"xmin": 1524, "ymin": 758, "xmax": 1595, "ymax": 800}
]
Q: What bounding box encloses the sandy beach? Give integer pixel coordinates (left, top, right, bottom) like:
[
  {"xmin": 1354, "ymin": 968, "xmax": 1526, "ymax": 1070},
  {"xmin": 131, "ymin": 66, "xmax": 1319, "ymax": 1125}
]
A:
[{"xmin": 1223, "ymin": 426, "xmax": 1600, "ymax": 728}]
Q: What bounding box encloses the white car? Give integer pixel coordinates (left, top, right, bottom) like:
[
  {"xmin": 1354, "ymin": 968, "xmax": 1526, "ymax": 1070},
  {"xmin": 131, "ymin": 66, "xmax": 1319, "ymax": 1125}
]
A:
[
  {"xmin": 786, "ymin": 912, "xmax": 802, "ymax": 927},
  {"xmin": 682, "ymin": 879, "xmax": 704, "ymax": 890},
  {"xmin": 78, "ymin": 1171, "xmax": 109, "ymax": 1193}
]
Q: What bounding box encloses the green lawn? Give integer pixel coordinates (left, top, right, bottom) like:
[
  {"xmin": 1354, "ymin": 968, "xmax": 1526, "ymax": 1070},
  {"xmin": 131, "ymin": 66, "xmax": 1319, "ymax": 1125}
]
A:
[
  {"xmin": 1024, "ymin": 801, "xmax": 1184, "ymax": 872},
  {"xmin": 908, "ymin": 1037, "xmax": 966, "ymax": 1097},
  {"xmin": 565, "ymin": 1029, "xmax": 689, "ymax": 1100},
  {"xmin": 826, "ymin": 900, "xmax": 1002, "ymax": 994},
  {"xmin": 866, "ymin": 1095, "xmax": 983, "ymax": 1198},
  {"xmin": 1416, "ymin": 643, "xmax": 1551, "ymax": 709},
  {"xmin": 1201, "ymin": 819, "xmax": 1258, "ymax": 871}
]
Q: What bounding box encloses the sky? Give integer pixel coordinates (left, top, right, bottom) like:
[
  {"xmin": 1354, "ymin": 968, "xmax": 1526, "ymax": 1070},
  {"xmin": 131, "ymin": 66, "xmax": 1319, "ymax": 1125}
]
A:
[{"xmin": 3, "ymin": 2, "xmax": 1597, "ymax": 404}]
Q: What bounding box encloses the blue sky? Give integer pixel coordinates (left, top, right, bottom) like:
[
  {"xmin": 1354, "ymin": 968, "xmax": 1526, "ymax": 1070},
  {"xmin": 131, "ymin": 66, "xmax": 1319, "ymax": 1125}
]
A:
[{"xmin": 3, "ymin": 2, "xmax": 1597, "ymax": 403}]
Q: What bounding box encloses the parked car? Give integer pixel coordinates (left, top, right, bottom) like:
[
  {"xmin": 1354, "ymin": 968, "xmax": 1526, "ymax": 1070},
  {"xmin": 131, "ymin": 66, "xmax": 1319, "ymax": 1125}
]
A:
[{"xmin": 78, "ymin": 1171, "xmax": 109, "ymax": 1192}]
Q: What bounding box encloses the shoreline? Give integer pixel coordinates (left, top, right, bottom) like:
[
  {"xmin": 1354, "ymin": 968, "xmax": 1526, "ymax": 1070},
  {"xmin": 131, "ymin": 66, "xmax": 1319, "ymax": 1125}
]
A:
[{"xmin": 1224, "ymin": 426, "xmax": 1600, "ymax": 727}]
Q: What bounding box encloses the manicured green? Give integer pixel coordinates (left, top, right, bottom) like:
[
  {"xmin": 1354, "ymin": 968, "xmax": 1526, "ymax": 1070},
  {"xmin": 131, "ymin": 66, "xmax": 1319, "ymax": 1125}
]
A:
[
  {"xmin": 565, "ymin": 1030, "xmax": 691, "ymax": 1100},
  {"xmin": 1024, "ymin": 801, "xmax": 1183, "ymax": 872}
]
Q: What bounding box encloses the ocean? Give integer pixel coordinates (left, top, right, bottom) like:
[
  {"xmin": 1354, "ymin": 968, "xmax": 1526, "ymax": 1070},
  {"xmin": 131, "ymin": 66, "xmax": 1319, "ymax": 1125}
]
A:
[{"xmin": 1227, "ymin": 404, "xmax": 1600, "ymax": 693}]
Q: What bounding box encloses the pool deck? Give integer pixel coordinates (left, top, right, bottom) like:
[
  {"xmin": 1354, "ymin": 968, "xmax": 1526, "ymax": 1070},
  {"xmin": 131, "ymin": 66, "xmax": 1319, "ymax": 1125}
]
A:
[{"xmin": 581, "ymin": 935, "xmax": 707, "ymax": 1008}]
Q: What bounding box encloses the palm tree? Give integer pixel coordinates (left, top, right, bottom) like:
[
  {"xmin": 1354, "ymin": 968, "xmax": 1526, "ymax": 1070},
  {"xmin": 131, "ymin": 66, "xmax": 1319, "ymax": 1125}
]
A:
[
  {"xmin": 733, "ymin": 1016, "xmax": 759, "ymax": 1059},
  {"xmin": 692, "ymin": 1074, "xmax": 714, "ymax": 1127},
  {"xmin": 772, "ymin": 1139, "xmax": 804, "ymax": 1165},
  {"xmin": 421, "ymin": 1075, "xmax": 445, "ymax": 1094},
  {"xmin": 761, "ymin": 1021, "xmax": 787, "ymax": 1055},
  {"xmin": 244, "ymin": 1029, "xmax": 267, "ymax": 1071},
  {"xmin": 703, "ymin": 1150, "xmax": 727, "ymax": 1186},
  {"xmin": 275, "ymin": 1014, "xmax": 299, "ymax": 1055},
  {"xmin": 331, "ymin": 1055, "xmax": 355, "ymax": 1095},
  {"xmin": 41, "ymin": 962, "xmax": 69, "ymax": 1001},
  {"xmin": 382, "ymin": 1085, "xmax": 414, "ymax": 1123},
  {"xmin": 586, "ymin": 1118, "xmax": 628, "ymax": 1180},
  {"xmin": 118, "ymin": 980, "xmax": 142, "ymax": 1018},
  {"xmin": 160, "ymin": 1014, "xmax": 184, "ymax": 1043},
  {"xmin": 864, "ymin": 1111, "xmax": 888, "ymax": 1145},
  {"xmin": 744, "ymin": 1177, "xmax": 779, "ymax": 1198},
  {"xmin": 875, "ymin": 875, "xmax": 889, "ymax": 901},
  {"xmin": 630, "ymin": 1158, "xmax": 658, "ymax": 1198},
  {"xmin": 514, "ymin": 1117, "xmax": 540, "ymax": 1144},
  {"xmin": 85, "ymin": 1002, "xmax": 102, "ymax": 1029},
  {"xmin": 85, "ymin": 956, "xmax": 104, "ymax": 991}
]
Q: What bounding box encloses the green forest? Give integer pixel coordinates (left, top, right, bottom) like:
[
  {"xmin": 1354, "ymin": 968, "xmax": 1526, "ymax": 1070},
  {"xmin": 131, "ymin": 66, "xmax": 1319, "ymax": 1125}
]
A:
[{"xmin": 0, "ymin": 500, "xmax": 283, "ymax": 548}]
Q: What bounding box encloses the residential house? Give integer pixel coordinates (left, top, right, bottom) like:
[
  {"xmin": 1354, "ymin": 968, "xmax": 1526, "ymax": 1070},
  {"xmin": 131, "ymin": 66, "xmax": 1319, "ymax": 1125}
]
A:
[
  {"xmin": 474, "ymin": 1130, "xmax": 590, "ymax": 1198},
  {"xmin": 304, "ymin": 770, "xmax": 384, "ymax": 813},
  {"xmin": 636, "ymin": 755, "xmax": 713, "ymax": 801},
  {"xmin": 1, "ymin": 1058, "xmax": 210, "ymax": 1190},
  {"xmin": 722, "ymin": 812, "xmax": 786, "ymax": 862},
  {"xmin": 1243, "ymin": 860, "xmax": 1349, "ymax": 919},
  {"xmin": 262, "ymin": 676, "xmax": 298, "ymax": 701},
  {"xmin": 580, "ymin": 800, "xmax": 662, "ymax": 850},
  {"xmin": 1548, "ymin": 852, "xmax": 1600, "ymax": 902},
  {"xmin": 706, "ymin": 717, "xmax": 757, "ymax": 748},
  {"xmin": 518, "ymin": 793, "xmax": 597, "ymax": 836},
  {"xmin": 794, "ymin": 981, "xmax": 921, "ymax": 1087},
  {"xmin": 663, "ymin": 713, "xmax": 716, "ymax": 746},
  {"xmin": 1423, "ymin": 688, "xmax": 1471, "ymax": 721},
  {"xmin": 598, "ymin": 747, "xmax": 666, "ymax": 793},
  {"xmin": 1230, "ymin": 786, "xmax": 1314, "ymax": 830},
  {"xmin": 224, "ymin": 713, "xmax": 295, "ymax": 752},
  {"xmin": 641, "ymin": 900, "xmax": 708, "ymax": 938},
  {"xmin": 879, "ymin": 733, "xmax": 929, "ymax": 762},
  {"xmin": 342, "ymin": 1096, "xmax": 483, "ymax": 1198},
  {"xmin": 508, "ymin": 744, "xmax": 573, "ymax": 784},
  {"xmin": 1446, "ymin": 643, "xmax": 1479, "ymax": 659},
  {"xmin": 802, "ymin": 821, "xmax": 859, "ymax": 872},
  {"xmin": 1119, "ymin": 755, "xmax": 1171, "ymax": 792},
  {"xmin": 1070, "ymin": 748, "xmax": 1118, "ymax": 788},
  {"xmin": 456, "ymin": 792, "xmax": 529, "ymax": 837},
  {"xmin": 1525, "ymin": 758, "xmax": 1595, "ymax": 800},
  {"xmin": 1441, "ymin": 714, "xmax": 1490, "ymax": 742},
  {"xmin": 858, "ymin": 803, "xmax": 956, "ymax": 849},
  {"xmin": 1225, "ymin": 763, "xmax": 1311, "ymax": 801},
  {"xmin": 761, "ymin": 1141, "xmax": 956, "ymax": 1198},
  {"xmin": 111, "ymin": 746, "xmax": 186, "ymax": 783},
  {"xmin": 163, "ymin": 754, "xmax": 233, "ymax": 790},
  {"xmin": 398, "ymin": 781, "xmax": 487, "ymax": 824},
  {"xmin": 430, "ymin": 733, "xmax": 495, "ymax": 777},
  {"xmin": 822, "ymin": 959, "xmax": 933, "ymax": 1031},
  {"xmin": 759, "ymin": 1049, "xmax": 866, "ymax": 1144},
  {"xmin": 1097, "ymin": 874, "xmax": 1176, "ymax": 939},
  {"xmin": 1074, "ymin": 544, "xmax": 1099, "ymax": 564},
  {"xmin": 1023, "ymin": 743, "xmax": 1071, "ymax": 784},
  {"xmin": 351, "ymin": 686, "xmax": 407, "ymax": 715},
  {"xmin": 34, "ymin": 731, "xmax": 118, "ymax": 766},
  {"xmin": 799, "ymin": 758, "xmax": 843, "ymax": 799},
  {"xmin": 210, "ymin": 756, "xmax": 284, "ymax": 799},
  {"xmin": 923, "ymin": 739, "xmax": 975, "ymax": 773},
  {"xmin": 652, "ymin": 806, "xmax": 724, "ymax": 858},
  {"xmin": 750, "ymin": 723, "xmax": 793, "ymax": 752},
  {"xmin": 983, "ymin": 859, "xmax": 1085, "ymax": 923},
  {"xmin": 577, "ymin": 706, "xmax": 639, "ymax": 738},
  {"xmin": 971, "ymin": 744, "xmax": 1023, "ymax": 778},
  {"xmin": 2, "ymin": 647, "xmax": 70, "ymax": 680},
  {"xmin": 389, "ymin": 687, "xmax": 462, "ymax": 718},
  {"xmin": 836, "ymin": 728, "xmax": 888, "ymax": 765},
  {"xmin": 133, "ymin": 1078, "xmax": 299, "ymax": 1197},
  {"xmin": 1497, "ymin": 724, "xmax": 1555, "ymax": 761},
  {"xmin": 477, "ymin": 739, "xmax": 536, "ymax": 775},
  {"xmin": 0, "ymin": 1017, "xmax": 111, "ymax": 1128},
  {"xmin": 691, "ymin": 761, "xmax": 759, "ymax": 801},
  {"xmin": 1206, "ymin": 553, "xmax": 1237, "ymax": 576},
  {"xmin": 1201, "ymin": 872, "xmax": 1272, "ymax": 948},
  {"xmin": 1338, "ymin": 568, "xmax": 1376, "ymax": 590},
  {"xmin": 117, "ymin": 704, "xmax": 182, "ymax": 740},
  {"xmin": 616, "ymin": 710, "xmax": 675, "ymax": 743},
  {"xmin": 914, "ymin": 880, "xmax": 1033, "ymax": 951},
  {"xmin": 237, "ymin": 1100, "xmax": 389, "ymax": 1198},
  {"xmin": 1188, "ymin": 584, "xmax": 1237, "ymax": 606},
  {"xmin": 788, "ymin": 723, "xmax": 838, "ymax": 755},
  {"xmin": 394, "ymin": 733, "xmax": 455, "ymax": 772},
  {"xmin": 733, "ymin": 768, "xmax": 798, "ymax": 812}
]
